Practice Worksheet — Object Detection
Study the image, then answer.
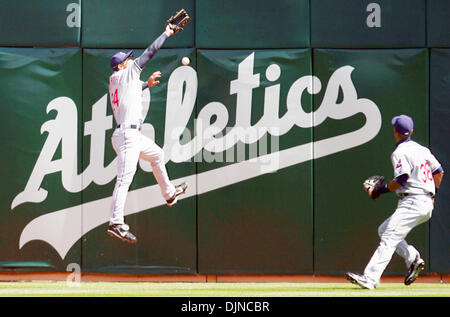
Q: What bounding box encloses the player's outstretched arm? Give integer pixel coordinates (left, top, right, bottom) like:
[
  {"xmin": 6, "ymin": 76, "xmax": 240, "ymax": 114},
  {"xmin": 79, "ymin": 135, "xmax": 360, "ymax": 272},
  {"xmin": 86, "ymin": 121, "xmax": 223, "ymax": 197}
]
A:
[{"xmin": 135, "ymin": 26, "xmax": 174, "ymax": 70}]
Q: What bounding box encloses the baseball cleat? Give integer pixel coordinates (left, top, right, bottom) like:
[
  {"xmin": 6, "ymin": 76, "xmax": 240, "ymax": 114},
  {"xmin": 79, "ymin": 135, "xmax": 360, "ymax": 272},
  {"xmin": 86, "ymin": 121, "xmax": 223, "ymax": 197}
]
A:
[
  {"xmin": 404, "ymin": 255, "xmax": 425, "ymax": 285},
  {"xmin": 345, "ymin": 272, "xmax": 376, "ymax": 290},
  {"xmin": 166, "ymin": 182, "xmax": 188, "ymax": 206},
  {"xmin": 107, "ymin": 223, "xmax": 137, "ymax": 243}
]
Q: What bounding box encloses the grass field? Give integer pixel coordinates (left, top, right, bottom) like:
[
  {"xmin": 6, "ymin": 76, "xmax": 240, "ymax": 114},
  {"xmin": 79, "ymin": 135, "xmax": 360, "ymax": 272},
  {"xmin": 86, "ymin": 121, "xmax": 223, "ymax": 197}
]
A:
[{"xmin": 0, "ymin": 281, "xmax": 448, "ymax": 297}]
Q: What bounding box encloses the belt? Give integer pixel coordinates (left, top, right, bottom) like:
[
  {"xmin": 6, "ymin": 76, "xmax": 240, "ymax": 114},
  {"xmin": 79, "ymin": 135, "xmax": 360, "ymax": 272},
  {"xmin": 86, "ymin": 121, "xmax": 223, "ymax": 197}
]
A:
[
  {"xmin": 117, "ymin": 124, "xmax": 141, "ymax": 131},
  {"xmin": 399, "ymin": 192, "xmax": 434, "ymax": 198}
]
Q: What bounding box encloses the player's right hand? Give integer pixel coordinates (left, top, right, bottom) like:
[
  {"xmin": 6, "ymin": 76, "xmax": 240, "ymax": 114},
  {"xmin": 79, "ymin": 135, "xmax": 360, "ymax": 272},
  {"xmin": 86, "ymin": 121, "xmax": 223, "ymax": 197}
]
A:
[{"xmin": 147, "ymin": 71, "xmax": 161, "ymax": 87}]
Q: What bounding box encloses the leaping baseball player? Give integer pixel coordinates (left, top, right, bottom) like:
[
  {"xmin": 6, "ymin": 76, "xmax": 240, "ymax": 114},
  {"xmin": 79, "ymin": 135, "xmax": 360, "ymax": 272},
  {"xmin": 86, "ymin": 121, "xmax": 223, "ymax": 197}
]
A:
[
  {"xmin": 346, "ymin": 114, "xmax": 444, "ymax": 289},
  {"xmin": 107, "ymin": 10, "xmax": 192, "ymax": 243}
]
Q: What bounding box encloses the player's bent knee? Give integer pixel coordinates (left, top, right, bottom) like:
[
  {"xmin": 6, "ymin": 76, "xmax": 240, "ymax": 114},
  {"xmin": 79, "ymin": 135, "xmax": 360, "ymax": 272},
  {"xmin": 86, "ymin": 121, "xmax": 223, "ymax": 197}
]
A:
[
  {"xmin": 380, "ymin": 229, "xmax": 407, "ymax": 247},
  {"xmin": 377, "ymin": 218, "xmax": 391, "ymax": 237}
]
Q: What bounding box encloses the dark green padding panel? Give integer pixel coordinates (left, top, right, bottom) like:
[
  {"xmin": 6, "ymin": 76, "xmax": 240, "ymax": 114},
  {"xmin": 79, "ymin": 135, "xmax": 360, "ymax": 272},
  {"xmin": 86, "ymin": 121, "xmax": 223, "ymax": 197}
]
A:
[
  {"xmin": 311, "ymin": 0, "xmax": 425, "ymax": 48},
  {"xmin": 196, "ymin": 0, "xmax": 309, "ymax": 48},
  {"xmin": 80, "ymin": 48, "xmax": 197, "ymax": 273},
  {"xmin": 0, "ymin": 48, "xmax": 82, "ymax": 271},
  {"xmin": 196, "ymin": 49, "xmax": 313, "ymax": 273},
  {"xmin": 429, "ymin": 49, "xmax": 450, "ymax": 273},
  {"xmin": 82, "ymin": 0, "xmax": 195, "ymax": 48},
  {"xmin": 0, "ymin": 0, "xmax": 81, "ymax": 46}
]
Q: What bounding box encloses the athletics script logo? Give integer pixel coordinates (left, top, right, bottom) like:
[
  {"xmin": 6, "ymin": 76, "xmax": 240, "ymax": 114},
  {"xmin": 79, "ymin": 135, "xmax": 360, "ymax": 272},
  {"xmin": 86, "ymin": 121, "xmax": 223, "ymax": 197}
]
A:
[{"xmin": 11, "ymin": 53, "xmax": 381, "ymax": 259}]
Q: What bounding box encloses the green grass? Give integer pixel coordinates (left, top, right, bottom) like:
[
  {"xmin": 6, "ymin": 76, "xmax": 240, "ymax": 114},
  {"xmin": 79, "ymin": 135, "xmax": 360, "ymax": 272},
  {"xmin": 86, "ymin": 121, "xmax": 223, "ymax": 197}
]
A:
[{"xmin": 0, "ymin": 282, "xmax": 448, "ymax": 297}]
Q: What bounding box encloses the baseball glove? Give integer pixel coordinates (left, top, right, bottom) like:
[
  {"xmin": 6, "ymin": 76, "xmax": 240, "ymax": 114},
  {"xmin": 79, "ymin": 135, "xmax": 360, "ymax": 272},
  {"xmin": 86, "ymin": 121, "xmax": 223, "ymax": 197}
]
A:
[
  {"xmin": 363, "ymin": 175, "xmax": 385, "ymax": 199},
  {"xmin": 166, "ymin": 9, "xmax": 192, "ymax": 34}
]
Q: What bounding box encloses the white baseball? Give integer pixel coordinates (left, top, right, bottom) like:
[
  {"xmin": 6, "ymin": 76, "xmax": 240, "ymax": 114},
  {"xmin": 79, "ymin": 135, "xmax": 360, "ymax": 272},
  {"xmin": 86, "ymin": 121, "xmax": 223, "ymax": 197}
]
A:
[{"xmin": 182, "ymin": 57, "xmax": 190, "ymax": 66}]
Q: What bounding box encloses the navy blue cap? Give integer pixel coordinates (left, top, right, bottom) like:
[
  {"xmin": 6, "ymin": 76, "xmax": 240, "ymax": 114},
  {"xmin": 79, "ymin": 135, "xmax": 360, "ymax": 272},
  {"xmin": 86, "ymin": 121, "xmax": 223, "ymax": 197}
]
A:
[
  {"xmin": 392, "ymin": 114, "xmax": 414, "ymax": 135},
  {"xmin": 110, "ymin": 50, "xmax": 133, "ymax": 70}
]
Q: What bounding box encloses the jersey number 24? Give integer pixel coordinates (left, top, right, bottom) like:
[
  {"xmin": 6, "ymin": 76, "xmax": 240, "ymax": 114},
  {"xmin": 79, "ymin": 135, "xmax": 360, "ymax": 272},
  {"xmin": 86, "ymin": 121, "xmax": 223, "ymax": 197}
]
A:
[{"xmin": 111, "ymin": 89, "xmax": 119, "ymax": 111}]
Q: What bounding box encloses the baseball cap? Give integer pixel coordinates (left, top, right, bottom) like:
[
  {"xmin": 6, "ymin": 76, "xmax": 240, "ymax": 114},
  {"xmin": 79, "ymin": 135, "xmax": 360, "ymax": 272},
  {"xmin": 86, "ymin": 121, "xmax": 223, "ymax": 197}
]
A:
[
  {"xmin": 391, "ymin": 114, "xmax": 414, "ymax": 135},
  {"xmin": 110, "ymin": 50, "xmax": 133, "ymax": 70}
]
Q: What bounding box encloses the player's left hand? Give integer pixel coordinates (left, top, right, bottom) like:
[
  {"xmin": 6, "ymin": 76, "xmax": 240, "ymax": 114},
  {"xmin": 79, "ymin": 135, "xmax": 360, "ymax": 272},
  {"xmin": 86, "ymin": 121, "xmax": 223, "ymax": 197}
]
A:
[
  {"xmin": 164, "ymin": 24, "xmax": 174, "ymax": 37},
  {"xmin": 165, "ymin": 9, "xmax": 191, "ymax": 36},
  {"xmin": 363, "ymin": 175, "xmax": 385, "ymax": 200},
  {"xmin": 147, "ymin": 71, "xmax": 161, "ymax": 87}
]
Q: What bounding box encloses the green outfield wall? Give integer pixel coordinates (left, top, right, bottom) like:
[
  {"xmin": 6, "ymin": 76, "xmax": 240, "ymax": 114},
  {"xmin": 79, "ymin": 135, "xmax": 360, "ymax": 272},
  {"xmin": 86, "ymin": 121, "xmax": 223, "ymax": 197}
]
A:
[{"xmin": 0, "ymin": 0, "xmax": 448, "ymax": 276}]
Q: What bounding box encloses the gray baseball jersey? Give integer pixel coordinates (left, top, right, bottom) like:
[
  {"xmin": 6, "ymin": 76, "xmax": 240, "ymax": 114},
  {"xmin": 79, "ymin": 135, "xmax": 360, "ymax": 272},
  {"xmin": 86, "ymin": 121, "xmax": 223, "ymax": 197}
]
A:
[
  {"xmin": 109, "ymin": 61, "xmax": 144, "ymax": 126},
  {"xmin": 391, "ymin": 139, "xmax": 442, "ymax": 196}
]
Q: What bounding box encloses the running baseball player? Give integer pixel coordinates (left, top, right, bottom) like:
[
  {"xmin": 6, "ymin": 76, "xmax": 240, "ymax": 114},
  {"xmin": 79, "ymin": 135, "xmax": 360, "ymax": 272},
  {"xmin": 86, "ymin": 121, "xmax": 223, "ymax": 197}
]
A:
[
  {"xmin": 346, "ymin": 114, "xmax": 444, "ymax": 289},
  {"xmin": 106, "ymin": 23, "xmax": 188, "ymax": 243}
]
